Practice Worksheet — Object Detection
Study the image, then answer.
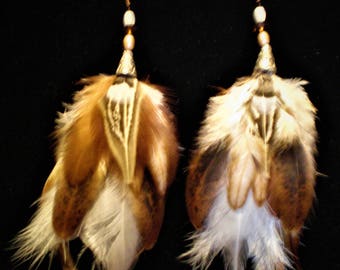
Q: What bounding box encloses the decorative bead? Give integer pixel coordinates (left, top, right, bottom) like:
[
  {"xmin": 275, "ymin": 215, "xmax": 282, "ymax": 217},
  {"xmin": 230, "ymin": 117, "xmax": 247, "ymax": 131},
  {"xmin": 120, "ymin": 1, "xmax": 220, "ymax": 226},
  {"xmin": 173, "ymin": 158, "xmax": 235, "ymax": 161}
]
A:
[
  {"xmin": 257, "ymin": 30, "xmax": 270, "ymax": 47},
  {"xmin": 123, "ymin": 10, "xmax": 135, "ymax": 27},
  {"xmin": 123, "ymin": 34, "xmax": 135, "ymax": 50},
  {"xmin": 253, "ymin": 6, "xmax": 266, "ymax": 24}
]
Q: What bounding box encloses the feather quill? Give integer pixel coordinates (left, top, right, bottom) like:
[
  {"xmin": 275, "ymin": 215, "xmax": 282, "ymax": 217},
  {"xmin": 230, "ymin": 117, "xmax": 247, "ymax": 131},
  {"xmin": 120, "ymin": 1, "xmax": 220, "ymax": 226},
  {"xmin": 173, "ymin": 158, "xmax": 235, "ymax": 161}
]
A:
[
  {"xmin": 182, "ymin": 27, "xmax": 317, "ymax": 270},
  {"xmin": 12, "ymin": 46, "xmax": 179, "ymax": 269}
]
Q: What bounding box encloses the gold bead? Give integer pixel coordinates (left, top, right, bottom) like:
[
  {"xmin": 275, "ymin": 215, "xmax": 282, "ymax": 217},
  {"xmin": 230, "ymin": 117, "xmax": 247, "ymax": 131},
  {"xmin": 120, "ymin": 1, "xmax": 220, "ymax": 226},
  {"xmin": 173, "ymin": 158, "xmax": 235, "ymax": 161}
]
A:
[
  {"xmin": 257, "ymin": 30, "xmax": 270, "ymax": 47},
  {"xmin": 123, "ymin": 34, "xmax": 135, "ymax": 50}
]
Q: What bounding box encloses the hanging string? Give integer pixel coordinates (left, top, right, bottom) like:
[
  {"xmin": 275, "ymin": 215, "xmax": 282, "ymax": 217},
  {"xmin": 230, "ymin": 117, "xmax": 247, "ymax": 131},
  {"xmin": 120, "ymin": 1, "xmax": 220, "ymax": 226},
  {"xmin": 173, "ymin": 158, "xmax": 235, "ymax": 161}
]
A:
[{"xmin": 125, "ymin": 0, "xmax": 131, "ymax": 10}]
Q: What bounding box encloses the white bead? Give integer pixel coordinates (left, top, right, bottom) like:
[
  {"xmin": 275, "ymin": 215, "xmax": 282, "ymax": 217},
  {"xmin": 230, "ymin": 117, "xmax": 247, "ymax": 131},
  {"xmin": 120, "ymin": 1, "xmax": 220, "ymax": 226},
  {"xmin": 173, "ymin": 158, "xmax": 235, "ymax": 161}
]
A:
[
  {"xmin": 257, "ymin": 31, "xmax": 270, "ymax": 46},
  {"xmin": 123, "ymin": 10, "xmax": 135, "ymax": 27},
  {"xmin": 253, "ymin": 6, "xmax": 266, "ymax": 24},
  {"xmin": 123, "ymin": 34, "xmax": 135, "ymax": 50}
]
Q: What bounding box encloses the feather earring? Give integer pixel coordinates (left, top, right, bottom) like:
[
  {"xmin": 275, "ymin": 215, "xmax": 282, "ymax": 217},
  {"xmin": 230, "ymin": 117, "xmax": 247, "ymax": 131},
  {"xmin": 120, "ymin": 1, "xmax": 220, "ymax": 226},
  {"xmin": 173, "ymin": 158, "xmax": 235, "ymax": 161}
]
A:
[
  {"xmin": 12, "ymin": 1, "xmax": 179, "ymax": 269},
  {"xmin": 181, "ymin": 1, "xmax": 317, "ymax": 270}
]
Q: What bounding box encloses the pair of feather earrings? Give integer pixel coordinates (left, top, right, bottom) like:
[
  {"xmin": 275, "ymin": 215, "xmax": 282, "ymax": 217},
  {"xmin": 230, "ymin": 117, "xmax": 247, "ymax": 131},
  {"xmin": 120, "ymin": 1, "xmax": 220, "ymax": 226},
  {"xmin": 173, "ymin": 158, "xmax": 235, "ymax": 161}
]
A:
[{"xmin": 12, "ymin": 1, "xmax": 317, "ymax": 270}]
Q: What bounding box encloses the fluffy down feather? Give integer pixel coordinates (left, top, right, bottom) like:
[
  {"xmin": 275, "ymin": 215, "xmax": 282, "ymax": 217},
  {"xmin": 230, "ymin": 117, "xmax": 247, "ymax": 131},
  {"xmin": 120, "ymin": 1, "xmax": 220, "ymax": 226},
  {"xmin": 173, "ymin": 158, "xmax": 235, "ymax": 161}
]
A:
[
  {"xmin": 12, "ymin": 74, "xmax": 179, "ymax": 270},
  {"xmin": 181, "ymin": 190, "xmax": 289, "ymax": 270}
]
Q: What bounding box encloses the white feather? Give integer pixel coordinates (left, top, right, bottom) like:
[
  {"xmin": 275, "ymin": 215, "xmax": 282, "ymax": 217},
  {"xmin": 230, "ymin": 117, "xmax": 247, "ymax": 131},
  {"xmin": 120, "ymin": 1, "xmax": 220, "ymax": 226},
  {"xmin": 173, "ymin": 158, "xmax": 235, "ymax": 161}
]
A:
[
  {"xmin": 182, "ymin": 190, "xmax": 290, "ymax": 270},
  {"xmin": 12, "ymin": 175, "xmax": 141, "ymax": 270},
  {"xmin": 80, "ymin": 176, "xmax": 141, "ymax": 270},
  {"xmin": 106, "ymin": 81, "xmax": 136, "ymax": 103},
  {"xmin": 12, "ymin": 187, "xmax": 62, "ymax": 268},
  {"xmin": 197, "ymin": 78, "xmax": 257, "ymax": 151}
]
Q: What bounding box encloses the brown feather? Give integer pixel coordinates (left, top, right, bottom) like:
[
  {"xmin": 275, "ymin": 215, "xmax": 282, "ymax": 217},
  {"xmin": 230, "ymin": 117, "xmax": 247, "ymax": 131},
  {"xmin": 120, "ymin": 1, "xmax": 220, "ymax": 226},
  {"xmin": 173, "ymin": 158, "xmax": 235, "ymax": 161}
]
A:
[
  {"xmin": 132, "ymin": 82, "xmax": 179, "ymax": 248},
  {"xmin": 137, "ymin": 82, "xmax": 179, "ymax": 195},
  {"xmin": 51, "ymin": 75, "xmax": 114, "ymax": 239},
  {"xmin": 52, "ymin": 163, "xmax": 106, "ymax": 239},
  {"xmin": 268, "ymin": 141, "xmax": 315, "ymax": 268},
  {"xmin": 186, "ymin": 143, "xmax": 228, "ymax": 229},
  {"xmin": 268, "ymin": 142, "xmax": 315, "ymax": 230},
  {"xmin": 128, "ymin": 174, "xmax": 165, "ymax": 250}
]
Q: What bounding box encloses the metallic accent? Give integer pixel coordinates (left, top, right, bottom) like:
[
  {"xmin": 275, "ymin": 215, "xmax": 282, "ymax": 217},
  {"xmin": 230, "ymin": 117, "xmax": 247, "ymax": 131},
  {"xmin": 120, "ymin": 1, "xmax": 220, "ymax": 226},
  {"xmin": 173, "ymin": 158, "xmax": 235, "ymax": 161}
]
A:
[
  {"xmin": 253, "ymin": 44, "xmax": 277, "ymax": 74},
  {"xmin": 115, "ymin": 50, "xmax": 137, "ymax": 78}
]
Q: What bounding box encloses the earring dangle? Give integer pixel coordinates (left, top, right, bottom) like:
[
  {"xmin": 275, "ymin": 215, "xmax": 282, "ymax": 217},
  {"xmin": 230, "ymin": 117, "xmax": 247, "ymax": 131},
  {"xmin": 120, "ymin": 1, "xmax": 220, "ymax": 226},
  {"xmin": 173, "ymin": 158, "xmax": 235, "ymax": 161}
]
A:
[
  {"xmin": 181, "ymin": 1, "xmax": 317, "ymax": 270},
  {"xmin": 12, "ymin": 1, "xmax": 179, "ymax": 269}
]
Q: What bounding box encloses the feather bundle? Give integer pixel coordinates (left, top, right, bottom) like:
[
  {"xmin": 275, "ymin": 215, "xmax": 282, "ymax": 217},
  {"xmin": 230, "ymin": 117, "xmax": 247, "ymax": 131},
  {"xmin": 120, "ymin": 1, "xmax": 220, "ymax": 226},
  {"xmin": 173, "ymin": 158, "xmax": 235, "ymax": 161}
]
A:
[
  {"xmin": 12, "ymin": 50, "xmax": 179, "ymax": 269},
  {"xmin": 182, "ymin": 44, "xmax": 317, "ymax": 270}
]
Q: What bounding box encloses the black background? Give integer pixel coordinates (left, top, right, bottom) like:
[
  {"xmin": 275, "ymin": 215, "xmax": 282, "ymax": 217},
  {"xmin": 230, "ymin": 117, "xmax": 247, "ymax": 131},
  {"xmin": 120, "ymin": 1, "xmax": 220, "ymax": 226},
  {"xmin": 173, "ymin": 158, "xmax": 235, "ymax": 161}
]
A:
[{"xmin": 2, "ymin": 0, "xmax": 340, "ymax": 269}]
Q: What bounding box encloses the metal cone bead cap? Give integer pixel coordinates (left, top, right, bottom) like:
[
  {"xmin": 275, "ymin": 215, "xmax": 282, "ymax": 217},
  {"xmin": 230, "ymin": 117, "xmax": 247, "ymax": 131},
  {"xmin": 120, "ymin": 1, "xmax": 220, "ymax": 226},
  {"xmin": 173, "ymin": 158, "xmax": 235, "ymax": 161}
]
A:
[
  {"xmin": 254, "ymin": 44, "xmax": 277, "ymax": 74},
  {"xmin": 115, "ymin": 49, "xmax": 137, "ymax": 77}
]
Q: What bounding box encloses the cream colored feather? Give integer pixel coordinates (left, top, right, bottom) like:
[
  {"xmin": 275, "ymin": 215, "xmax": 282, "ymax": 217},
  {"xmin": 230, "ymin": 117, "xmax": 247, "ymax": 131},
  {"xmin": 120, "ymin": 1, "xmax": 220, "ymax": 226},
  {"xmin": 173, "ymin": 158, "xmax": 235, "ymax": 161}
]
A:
[
  {"xmin": 12, "ymin": 187, "xmax": 61, "ymax": 268},
  {"xmin": 80, "ymin": 175, "xmax": 141, "ymax": 270}
]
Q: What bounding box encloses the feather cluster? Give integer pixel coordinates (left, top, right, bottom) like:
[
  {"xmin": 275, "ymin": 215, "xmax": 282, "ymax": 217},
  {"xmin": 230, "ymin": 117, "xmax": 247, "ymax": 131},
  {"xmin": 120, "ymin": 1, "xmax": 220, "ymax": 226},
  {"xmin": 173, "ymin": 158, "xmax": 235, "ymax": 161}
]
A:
[
  {"xmin": 12, "ymin": 74, "xmax": 179, "ymax": 269},
  {"xmin": 182, "ymin": 73, "xmax": 317, "ymax": 270}
]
